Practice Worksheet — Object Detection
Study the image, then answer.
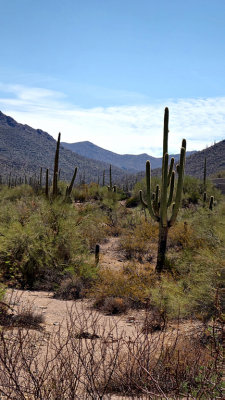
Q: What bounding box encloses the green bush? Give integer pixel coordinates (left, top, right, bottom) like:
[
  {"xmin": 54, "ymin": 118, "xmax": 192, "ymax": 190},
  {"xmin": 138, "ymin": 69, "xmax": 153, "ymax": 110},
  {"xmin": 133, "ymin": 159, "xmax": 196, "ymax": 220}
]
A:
[{"xmin": 0, "ymin": 193, "xmax": 88, "ymax": 288}]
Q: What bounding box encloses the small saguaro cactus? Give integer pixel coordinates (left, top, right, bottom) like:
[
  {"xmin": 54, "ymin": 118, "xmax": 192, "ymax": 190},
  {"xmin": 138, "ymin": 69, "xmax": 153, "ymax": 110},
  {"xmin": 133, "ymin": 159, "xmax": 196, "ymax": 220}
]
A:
[
  {"xmin": 140, "ymin": 107, "xmax": 186, "ymax": 273},
  {"xmin": 53, "ymin": 132, "xmax": 61, "ymax": 197},
  {"xmin": 209, "ymin": 195, "xmax": 214, "ymax": 210}
]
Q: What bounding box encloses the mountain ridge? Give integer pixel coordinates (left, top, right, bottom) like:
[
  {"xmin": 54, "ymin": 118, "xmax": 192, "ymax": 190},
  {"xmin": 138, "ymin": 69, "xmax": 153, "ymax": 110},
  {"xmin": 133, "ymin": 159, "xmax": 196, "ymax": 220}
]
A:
[
  {"xmin": 0, "ymin": 111, "xmax": 224, "ymax": 185},
  {"xmin": 0, "ymin": 111, "xmax": 132, "ymax": 184},
  {"xmin": 61, "ymin": 140, "xmax": 196, "ymax": 173}
]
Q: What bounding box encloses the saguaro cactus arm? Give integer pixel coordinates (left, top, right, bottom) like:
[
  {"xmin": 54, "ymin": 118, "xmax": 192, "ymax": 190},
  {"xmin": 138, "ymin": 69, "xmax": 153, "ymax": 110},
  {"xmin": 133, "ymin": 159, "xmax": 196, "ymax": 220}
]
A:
[
  {"xmin": 167, "ymin": 157, "xmax": 174, "ymax": 186},
  {"xmin": 153, "ymin": 185, "xmax": 160, "ymax": 216},
  {"xmin": 146, "ymin": 161, "xmax": 159, "ymax": 221},
  {"xmin": 169, "ymin": 145, "xmax": 186, "ymax": 226},
  {"xmin": 139, "ymin": 190, "xmax": 148, "ymax": 208},
  {"xmin": 167, "ymin": 171, "xmax": 175, "ymax": 207}
]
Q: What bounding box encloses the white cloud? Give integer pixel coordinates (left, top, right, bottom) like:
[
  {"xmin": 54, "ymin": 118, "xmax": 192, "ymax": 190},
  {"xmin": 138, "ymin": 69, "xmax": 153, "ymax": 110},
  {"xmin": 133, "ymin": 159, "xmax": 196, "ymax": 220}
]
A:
[{"xmin": 0, "ymin": 83, "xmax": 224, "ymax": 157}]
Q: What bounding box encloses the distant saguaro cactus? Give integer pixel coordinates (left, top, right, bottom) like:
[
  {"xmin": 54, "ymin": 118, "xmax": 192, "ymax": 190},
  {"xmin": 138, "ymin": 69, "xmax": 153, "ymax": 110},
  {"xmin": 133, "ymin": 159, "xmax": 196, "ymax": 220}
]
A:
[
  {"xmin": 203, "ymin": 157, "xmax": 207, "ymax": 204},
  {"xmin": 140, "ymin": 107, "xmax": 186, "ymax": 273},
  {"xmin": 65, "ymin": 167, "xmax": 78, "ymax": 200},
  {"xmin": 53, "ymin": 132, "xmax": 61, "ymax": 197},
  {"xmin": 108, "ymin": 164, "xmax": 113, "ymax": 191},
  {"xmin": 45, "ymin": 169, "xmax": 49, "ymax": 198}
]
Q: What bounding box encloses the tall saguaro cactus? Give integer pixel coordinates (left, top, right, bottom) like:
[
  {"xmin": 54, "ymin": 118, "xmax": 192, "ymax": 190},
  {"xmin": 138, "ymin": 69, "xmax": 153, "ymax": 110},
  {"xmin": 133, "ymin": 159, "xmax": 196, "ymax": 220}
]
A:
[
  {"xmin": 53, "ymin": 132, "xmax": 61, "ymax": 197},
  {"xmin": 140, "ymin": 108, "xmax": 186, "ymax": 273}
]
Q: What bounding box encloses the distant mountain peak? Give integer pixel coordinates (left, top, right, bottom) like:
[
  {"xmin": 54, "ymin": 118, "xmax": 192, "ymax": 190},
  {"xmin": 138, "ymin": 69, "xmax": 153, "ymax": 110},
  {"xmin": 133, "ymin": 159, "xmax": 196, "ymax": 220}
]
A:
[{"xmin": 0, "ymin": 111, "xmax": 18, "ymax": 128}]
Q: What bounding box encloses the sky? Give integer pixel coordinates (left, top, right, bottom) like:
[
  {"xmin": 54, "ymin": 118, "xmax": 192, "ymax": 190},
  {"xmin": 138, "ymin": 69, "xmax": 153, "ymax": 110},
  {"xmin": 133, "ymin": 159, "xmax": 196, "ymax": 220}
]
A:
[{"xmin": 0, "ymin": 0, "xmax": 225, "ymax": 156}]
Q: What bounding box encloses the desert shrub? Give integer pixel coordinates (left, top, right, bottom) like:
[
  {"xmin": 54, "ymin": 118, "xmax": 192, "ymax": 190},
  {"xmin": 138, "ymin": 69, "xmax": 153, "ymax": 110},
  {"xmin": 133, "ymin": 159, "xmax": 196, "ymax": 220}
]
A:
[
  {"xmin": 72, "ymin": 184, "xmax": 118, "ymax": 203},
  {"xmin": 0, "ymin": 184, "xmax": 34, "ymax": 201},
  {"xmin": 212, "ymin": 169, "xmax": 225, "ymax": 178},
  {"xmin": 100, "ymin": 296, "xmax": 130, "ymax": 314},
  {"xmin": 54, "ymin": 276, "xmax": 86, "ymax": 300},
  {"xmin": 93, "ymin": 265, "xmax": 155, "ymax": 311},
  {"xmin": 0, "ymin": 195, "xmax": 88, "ymax": 289},
  {"xmin": 182, "ymin": 175, "xmax": 222, "ymax": 206},
  {"xmin": 125, "ymin": 196, "xmax": 139, "ymax": 208},
  {"xmin": 11, "ymin": 307, "xmax": 44, "ymax": 328},
  {"xmin": 75, "ymin": 203, "xmax": 109, "ymax": 249},
  {"xmin": 55, "ymin": 263, "xmax": 99, "ymax": 300},
  {"xmin": 168, "ymin": 220, "xmax": 200, "ymax": 249},
  {"xmin": 182, "ymin": 175, "xmax": 203, "ymax": 204},
  {"xmin": 120, "ymin": 217, "xmax": 158, "ymax": 260}
]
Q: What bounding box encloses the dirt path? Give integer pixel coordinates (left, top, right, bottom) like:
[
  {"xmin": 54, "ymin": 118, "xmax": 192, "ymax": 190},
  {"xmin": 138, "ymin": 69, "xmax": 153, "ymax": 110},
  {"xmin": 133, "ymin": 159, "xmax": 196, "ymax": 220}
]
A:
[
  {"xmin": 99, "ymin": 237, "xmax": 128, "ymax": 270},
  {"xmin": 6, "ymin": 289, "xmax": 146, "ymax": 336}
]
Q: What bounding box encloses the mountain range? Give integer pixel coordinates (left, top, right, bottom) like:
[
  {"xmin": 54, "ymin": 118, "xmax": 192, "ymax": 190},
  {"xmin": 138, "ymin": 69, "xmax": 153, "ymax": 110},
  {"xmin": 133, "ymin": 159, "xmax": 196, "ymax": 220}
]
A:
[
  {"xmin": 0, "ymin": 111, "xmax": 128, "ymax": 184},
  {"xmin": 61, "ymin": 141, "xmax": 195, "ymax": 173},
  {"xmin": 0, "ymin": 110, "xmax": 224, "ymax": 185}
]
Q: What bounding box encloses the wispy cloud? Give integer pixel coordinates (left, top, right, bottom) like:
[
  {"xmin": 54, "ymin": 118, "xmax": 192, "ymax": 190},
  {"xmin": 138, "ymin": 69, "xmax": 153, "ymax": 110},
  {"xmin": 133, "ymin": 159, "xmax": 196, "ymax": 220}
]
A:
[{"xmin": 0, "ymin": 83, "xmax": 224, "ymax": 157}]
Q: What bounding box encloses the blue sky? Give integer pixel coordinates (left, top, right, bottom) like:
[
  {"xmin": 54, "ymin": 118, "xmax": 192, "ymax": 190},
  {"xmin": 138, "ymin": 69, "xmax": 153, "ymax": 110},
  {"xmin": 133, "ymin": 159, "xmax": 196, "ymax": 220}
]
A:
[{"xmin": 0, "ymin": 0, "xmax": 225, "ymax": 156}]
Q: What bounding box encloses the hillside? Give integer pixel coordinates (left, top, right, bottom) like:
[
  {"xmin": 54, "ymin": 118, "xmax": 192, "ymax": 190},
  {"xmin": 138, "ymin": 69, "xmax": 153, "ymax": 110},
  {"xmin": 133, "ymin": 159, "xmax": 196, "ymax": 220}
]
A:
[
  {"xmin": 185, "ymin": 140, "xmax": 225, "ymax": 178},
  {"xmin": 0, "ymin": 111, "xmax": 131, "ymax": 184},
  {"xmin": 62, "ymin": 140, "xmax": 195, "ymax": 173},
  {"xmin": 1, "ymin": 111, "xmax": 224, "ymax": 185}
]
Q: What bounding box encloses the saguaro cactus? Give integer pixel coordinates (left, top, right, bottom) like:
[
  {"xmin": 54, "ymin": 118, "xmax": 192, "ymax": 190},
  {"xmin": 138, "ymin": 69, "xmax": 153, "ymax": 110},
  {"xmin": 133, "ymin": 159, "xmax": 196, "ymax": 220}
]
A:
[
  {"xmin": 108, "ymin": 164, "xmax": 113, "ymax": 191},
  {"xmin": 53, "ymin": 132, "xmax": 61, "ymax": 197},
  {"xmin": 209, "ymin": 195, "xmax": 214, "ymax": 210},
  {"xmin": 65, "ymin": 166, "xmax": 78, "ymax": 200},
  {"xmin": 140, "ymin": 107, "xmax": 186, "ymax": 273},
  {"xmin": 45, "ymin": 168, "xmax": 49, "ymax": 198},
  {"xmin": 203, "ymin": 157, "xmax": 207, "ymax": 203}
]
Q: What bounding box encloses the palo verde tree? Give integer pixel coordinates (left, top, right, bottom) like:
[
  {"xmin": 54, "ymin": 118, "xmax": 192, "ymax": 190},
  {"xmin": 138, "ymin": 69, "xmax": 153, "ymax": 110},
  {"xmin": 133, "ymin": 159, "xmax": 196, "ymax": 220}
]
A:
[{"xmin": 140, "ymin": 107, "xmax": 186, "ymax": 273}]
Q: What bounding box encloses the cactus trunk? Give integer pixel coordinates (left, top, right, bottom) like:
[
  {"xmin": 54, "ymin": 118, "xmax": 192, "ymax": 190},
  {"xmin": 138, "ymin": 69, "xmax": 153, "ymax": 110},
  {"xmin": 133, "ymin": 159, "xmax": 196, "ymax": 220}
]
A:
[{"xmin": 156, "ymin": 225, "xmax": 168, "ymax": 273}]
